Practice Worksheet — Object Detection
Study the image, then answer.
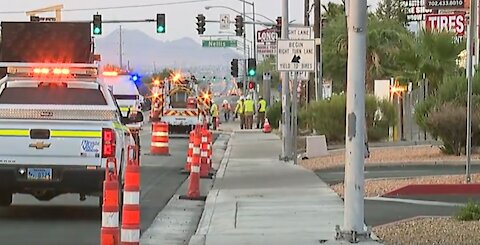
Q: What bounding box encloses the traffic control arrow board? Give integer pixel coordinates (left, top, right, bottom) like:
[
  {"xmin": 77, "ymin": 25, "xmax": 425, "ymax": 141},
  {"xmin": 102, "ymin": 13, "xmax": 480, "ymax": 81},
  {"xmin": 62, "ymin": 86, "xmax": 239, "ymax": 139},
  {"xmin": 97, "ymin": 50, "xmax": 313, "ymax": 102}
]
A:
[{"xmin": 277, "ymin": 39, "xmax": 315, "ymax": 72}]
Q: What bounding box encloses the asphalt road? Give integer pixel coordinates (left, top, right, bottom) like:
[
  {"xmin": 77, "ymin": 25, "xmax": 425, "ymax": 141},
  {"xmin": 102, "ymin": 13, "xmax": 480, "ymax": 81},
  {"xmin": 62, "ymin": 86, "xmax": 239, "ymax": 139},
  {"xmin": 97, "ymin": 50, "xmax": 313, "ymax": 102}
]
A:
[
  {"xmin": 317, "ymin": 164, "xmax": 480, "ymax": 185},
  {"xmin": 316, "ymin": 164, "xmax": 480, "ymax": 226},
  {"xmin": 0, "ymin": 127, "xmax": 189, "ymax": 245}
]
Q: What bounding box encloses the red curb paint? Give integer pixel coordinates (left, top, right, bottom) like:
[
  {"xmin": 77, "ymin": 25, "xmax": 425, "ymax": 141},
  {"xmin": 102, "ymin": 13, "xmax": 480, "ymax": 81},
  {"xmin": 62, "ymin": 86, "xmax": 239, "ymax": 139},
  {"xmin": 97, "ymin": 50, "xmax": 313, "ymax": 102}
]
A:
[{"xmin": 382, "ymin": 184, "xmax": 480, "ymax": 196}]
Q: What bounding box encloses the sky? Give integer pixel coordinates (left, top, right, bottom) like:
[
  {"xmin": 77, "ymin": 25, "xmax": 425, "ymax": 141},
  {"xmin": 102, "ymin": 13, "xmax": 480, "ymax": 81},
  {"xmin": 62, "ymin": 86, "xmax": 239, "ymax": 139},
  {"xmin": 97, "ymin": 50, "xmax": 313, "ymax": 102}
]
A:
[{"xmin": 0, "ymin": 0, "xmax": 381, "ymax": 43}]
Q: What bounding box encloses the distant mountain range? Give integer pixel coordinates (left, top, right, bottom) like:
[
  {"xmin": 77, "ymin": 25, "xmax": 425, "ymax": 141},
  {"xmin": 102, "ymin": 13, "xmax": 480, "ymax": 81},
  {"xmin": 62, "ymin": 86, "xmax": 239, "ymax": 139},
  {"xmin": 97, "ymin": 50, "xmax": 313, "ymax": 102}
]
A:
[{"xmin": 94, "ymin": 28, "xmax": 240, "ymax": 72}]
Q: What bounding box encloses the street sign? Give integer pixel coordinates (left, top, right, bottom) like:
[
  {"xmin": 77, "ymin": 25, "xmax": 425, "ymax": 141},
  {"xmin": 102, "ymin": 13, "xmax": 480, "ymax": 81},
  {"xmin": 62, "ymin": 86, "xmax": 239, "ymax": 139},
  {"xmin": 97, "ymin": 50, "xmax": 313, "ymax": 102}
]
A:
[
  {"xmin": 425, "ymin": 12, "xmax": 466, "ymax": 36},
  {"xmin": 202, "ymin": 40, "xmax": 237, "ymax": 48},
  {"xmin": 263, "ymin": 72, "xmax": 272, "ymax": 80},
  {"xmin": 277, "ymin": 39, "xmax": 315, "ymax": 72},
  {"xmin": 220, "ymin": 14, "xmax": 230, "ymax": 30},
  {"xmin": 288, "ymin": 27, "xmax": 313, "ymax": 40}
]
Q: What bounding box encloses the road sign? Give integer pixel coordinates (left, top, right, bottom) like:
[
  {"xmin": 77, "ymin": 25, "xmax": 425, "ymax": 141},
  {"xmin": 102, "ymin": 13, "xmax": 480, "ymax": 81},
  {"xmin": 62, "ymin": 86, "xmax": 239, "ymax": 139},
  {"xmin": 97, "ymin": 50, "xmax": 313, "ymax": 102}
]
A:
[
  {"xmin": 220, "ymin": 14, "xmax": 230, "ymax": 30},
  {"xmin": 263, "ymin": 72, "xmax": 272, "ymax": 80},
  {"xmin": 425, "ymin": 12, "xmax": 466, "ymax": 36},
  {"xmin": 202, "ymin": 40, "xmax": 237, "ymax": 48},
  {"xmin": 288, "ymin": 27, "xmax": 312, "ymax": 40},
  {"xmin": 277, "ymin": 39, "xmax": 315, "ymax": 72}
]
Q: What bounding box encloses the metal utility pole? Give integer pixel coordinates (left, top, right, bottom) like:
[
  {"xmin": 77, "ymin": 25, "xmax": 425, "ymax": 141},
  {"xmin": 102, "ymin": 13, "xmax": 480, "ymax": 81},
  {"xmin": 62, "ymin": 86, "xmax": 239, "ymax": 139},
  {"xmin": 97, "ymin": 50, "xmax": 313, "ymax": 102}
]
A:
[
  {"xmin": 314, "ymin": 0, "xmax": 322, "ymax": 101},
  {"xmin": 304, "ymin": 0, "xmax": 311, "ymax": 103},
  {"xmin": 242, "ymin": 1, "xmax": 248, "ymax": 92},
  {"xmin": 336, "ymin": 0, "xmax": 370, "ymax": 242},
  {"xmin": 281, "ymin": 0, "xmax": 292, "ymax": 160},
  {"xmin": 292, "ymin": 72, "xmax": 298, "ymax": 165},
  {"xmin": 252, "ymin": 2, "xmax": 257, "ymax": 61},
  {"xmin": 466, "ymin": 0, "xmax": 477, "ymax": 184},
  {"xmin": 119, "ymin": 25, "xmax": 123, "ymax": 69}
]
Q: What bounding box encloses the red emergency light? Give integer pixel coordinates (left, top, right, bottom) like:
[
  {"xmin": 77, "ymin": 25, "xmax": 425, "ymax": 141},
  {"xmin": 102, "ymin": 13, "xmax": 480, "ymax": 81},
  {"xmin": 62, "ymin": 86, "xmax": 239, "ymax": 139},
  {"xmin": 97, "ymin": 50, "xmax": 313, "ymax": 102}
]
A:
[{"xmin": 33, "ymin": 67, "xmax": 70, "ymax": 75}]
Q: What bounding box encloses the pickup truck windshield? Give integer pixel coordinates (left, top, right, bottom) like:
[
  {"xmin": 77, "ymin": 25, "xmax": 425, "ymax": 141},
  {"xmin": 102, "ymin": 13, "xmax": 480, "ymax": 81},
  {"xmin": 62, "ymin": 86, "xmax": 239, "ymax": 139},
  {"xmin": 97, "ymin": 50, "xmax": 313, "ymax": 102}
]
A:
[{"xmin": 0, "ymin": 86, "xmax": 107, "ymax": 105}]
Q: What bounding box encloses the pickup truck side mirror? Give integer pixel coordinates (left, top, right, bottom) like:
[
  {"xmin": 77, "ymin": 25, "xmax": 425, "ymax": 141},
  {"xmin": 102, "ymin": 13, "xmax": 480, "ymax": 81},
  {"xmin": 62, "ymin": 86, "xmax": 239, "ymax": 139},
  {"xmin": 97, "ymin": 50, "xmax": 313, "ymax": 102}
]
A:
[{"xmin": 121, "ymin": 111, "xmax": 144, "ymax": 124}]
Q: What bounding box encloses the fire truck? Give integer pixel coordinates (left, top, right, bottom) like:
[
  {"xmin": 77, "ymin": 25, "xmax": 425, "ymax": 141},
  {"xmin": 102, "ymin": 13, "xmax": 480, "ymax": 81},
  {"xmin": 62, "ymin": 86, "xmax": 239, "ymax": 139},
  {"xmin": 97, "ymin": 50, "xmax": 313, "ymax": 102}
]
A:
[{"xmin": 150, "ymin": 72, "xmax": 212, "ymax": 134}]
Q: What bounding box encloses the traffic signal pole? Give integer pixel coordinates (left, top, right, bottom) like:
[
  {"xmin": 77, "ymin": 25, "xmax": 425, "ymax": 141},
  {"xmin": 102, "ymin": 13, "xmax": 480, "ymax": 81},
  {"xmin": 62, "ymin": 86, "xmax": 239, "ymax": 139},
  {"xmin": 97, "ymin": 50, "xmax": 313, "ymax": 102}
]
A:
[
  {"xmin": 280, "ymin": 0, "xmax": 292, "ymax": 161},
  {"xmin": 242, "ymin": 1, "xmax": 248, "ymax": 92}
]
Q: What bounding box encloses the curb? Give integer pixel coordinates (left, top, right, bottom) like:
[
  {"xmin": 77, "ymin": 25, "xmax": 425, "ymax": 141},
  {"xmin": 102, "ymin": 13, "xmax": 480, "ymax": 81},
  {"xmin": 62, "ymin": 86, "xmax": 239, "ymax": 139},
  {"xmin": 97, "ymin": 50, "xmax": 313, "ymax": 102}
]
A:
[
  {"xmin": 382, "ymin": 183, "xmax": 480, "ymax": 197},
  {"xmin": 192, "ymin": 131, "xmax": 234, "ymax": 239}
]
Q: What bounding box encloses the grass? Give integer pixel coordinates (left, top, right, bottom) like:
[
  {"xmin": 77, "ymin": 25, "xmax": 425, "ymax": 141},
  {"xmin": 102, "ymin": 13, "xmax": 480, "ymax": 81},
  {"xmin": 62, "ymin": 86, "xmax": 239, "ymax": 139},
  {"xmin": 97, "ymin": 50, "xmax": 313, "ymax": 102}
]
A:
[{"xmin": 455, "ymin": 201, "xmax": 480, "ymax": 221}]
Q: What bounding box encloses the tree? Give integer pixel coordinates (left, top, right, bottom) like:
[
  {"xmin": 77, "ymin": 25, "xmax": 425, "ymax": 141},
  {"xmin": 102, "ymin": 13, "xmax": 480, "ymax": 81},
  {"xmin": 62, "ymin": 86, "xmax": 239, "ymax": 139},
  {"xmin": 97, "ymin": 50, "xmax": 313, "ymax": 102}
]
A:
[
  {"xmin": 376, "ymin": 0, "xmax": 408, "ymax": 24},
  {"xmin": 321, "ymin": 2, "xmax": 345, "ymax": 20}
]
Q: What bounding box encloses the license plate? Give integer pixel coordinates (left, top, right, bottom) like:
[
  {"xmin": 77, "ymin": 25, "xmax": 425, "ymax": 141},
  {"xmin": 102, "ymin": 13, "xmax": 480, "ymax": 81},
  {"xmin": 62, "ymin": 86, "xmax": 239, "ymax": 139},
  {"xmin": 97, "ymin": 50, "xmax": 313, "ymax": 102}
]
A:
[{"xmin": 27, "ymin": 168, "xmax": 52, "ymax": 180}]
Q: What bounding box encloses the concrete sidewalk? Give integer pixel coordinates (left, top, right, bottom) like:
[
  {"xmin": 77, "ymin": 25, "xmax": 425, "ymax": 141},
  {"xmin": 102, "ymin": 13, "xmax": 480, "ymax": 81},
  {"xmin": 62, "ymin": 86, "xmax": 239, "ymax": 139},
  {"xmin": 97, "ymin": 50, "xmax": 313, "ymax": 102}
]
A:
[{"xmin": 189, "ymin": 129, "xmax": 382, "ymax": 245}]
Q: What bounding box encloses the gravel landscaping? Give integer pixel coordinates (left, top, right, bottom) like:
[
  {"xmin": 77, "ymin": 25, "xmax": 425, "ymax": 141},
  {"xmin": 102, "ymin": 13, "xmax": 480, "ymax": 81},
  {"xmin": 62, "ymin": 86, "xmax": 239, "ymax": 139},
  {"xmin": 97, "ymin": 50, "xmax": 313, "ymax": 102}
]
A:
[
  {"xmin": 301, "ymin": 145, "xmax": 480, "ymax": 171},
  {"xmin": 373, "ymin": 216, "xmax": 480, "ymax": 245}
]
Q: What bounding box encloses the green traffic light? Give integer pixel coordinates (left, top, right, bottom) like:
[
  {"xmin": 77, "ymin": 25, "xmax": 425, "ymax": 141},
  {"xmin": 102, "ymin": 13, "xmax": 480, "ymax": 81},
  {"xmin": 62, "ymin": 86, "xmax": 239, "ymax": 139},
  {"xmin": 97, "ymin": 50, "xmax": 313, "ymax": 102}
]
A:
[
  {"xmin": 248, "ymin": 69, "xmax": 256, "ymax": 76},
  {"xmin": 157, "ymin": 25, "xmax": 165, "ymax": 33},
  {"xmin": 93, "ymin": 27, "xmax": 101, "ymax": 34}
]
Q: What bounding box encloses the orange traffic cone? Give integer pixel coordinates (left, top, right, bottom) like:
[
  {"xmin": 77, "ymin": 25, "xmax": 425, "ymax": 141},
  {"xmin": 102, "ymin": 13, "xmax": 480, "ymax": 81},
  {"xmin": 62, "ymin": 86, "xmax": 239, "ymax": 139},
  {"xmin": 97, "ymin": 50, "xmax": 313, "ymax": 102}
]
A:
[
  {"xmin": 179, "ymin": 126, "xmax": 206, "ymax": 201},
  {"xmin": 263, "ymin": 118, "xmax": 272, "ymax": 133}
]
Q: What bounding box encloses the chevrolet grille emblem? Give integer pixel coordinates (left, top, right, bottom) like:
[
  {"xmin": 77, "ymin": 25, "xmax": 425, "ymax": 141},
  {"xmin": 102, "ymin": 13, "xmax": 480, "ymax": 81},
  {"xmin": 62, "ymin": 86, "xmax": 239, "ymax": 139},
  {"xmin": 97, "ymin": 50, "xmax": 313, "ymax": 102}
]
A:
[{"xmin": 29, "ymin": 141, "xmax": 51, "ymax": 150}]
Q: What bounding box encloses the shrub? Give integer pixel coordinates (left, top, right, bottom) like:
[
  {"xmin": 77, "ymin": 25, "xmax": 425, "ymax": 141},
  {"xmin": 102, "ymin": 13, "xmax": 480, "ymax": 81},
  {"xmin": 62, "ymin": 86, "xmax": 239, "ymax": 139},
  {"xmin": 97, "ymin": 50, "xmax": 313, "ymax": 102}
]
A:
[
  {"xmin": 299, "ymin": 94, "xmax": 396, "ymax": 143},
  {"xmin": 424, "ymin": 103, "xmax": 480, "ymax": 155},
  {"xmin": 415, "ymin": 74, "xmax": 480, "ymax": 154},
  {"xmin": 266, "ymin": 102, "xmax": 281, "ymax": 129},
  {"xmin": 455, "ymin": 201, "xmax": 480, "ymax": 221}
]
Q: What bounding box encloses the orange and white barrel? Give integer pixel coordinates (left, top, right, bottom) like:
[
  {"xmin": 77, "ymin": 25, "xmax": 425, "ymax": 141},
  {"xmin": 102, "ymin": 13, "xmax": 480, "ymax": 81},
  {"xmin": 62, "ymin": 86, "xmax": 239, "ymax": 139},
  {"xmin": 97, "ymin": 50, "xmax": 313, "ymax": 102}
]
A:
[
  {"xmin": 121, "ymin": 146, "xmax": 140, "ymax": 245},
  {"xmin": 101, "ymin": 158, "xmax": 120, "ymax": 245},
  {"xmin": 150, "ymin": 122, "xmax": 169, "ymax": 155},
  {"xmin": 184, "ymin": 131, "xmax": 194, "ymax": 172}
]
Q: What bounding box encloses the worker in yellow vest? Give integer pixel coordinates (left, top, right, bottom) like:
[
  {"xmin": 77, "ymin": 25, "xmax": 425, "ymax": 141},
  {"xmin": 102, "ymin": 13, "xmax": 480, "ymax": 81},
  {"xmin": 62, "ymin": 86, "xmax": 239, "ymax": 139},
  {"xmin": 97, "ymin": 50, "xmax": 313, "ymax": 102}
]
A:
[
  {"xmin": 256, "ymin": 96, "xmax": 267, "ymax": 129},
  {"xmin": 244, "ymin": 95, "xmax": 255, "ymax": 129},
  {"xmin": 235, "ymin": 96, "xmax": 245, "ymax": 129},
  {"xmin": 210, "ymin": 102, "xmax": 219, "ymax": 130}
]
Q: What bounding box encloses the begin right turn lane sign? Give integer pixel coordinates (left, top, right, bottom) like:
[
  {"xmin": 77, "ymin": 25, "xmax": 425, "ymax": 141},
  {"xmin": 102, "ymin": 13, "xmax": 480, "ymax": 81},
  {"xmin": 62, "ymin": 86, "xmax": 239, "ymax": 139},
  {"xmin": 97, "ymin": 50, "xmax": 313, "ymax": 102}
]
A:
[{"xmin": 276, "ymin": 39, "xmax": 315, "ymax": 72}]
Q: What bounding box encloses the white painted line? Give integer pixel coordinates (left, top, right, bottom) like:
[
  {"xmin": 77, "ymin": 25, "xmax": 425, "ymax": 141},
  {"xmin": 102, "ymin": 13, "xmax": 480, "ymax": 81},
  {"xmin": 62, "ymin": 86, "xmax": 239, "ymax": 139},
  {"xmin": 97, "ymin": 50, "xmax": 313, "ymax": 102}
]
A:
[{"xmin": 366, "ymin": 196, "xmax": 465, "ymax": 207}]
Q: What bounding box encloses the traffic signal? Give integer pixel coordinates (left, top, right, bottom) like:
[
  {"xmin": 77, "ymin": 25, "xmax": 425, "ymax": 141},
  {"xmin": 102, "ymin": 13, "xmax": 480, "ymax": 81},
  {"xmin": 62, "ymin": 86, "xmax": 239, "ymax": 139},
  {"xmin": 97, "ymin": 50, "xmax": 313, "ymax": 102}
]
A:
[
  {"xmin": 196, "ymin": 14, "xmax": 206, "ymax": 35},
  {"xmin": 247, "ymin": 58, "xmax": 256, "ymax": 77},
  {"xmin": 237, "ymin": 82, "xmax": 243, "ymax": 89},
  {"xmin": 248, "ymin": 81, "xmax": 255, "ymax": 90},
  {"xmin": 156, "ymin": 14, "xmax": 166, "ymax": 33},
  {"xmin": 230, "ymin": 59, "xmax": 239, "ymax": 77},
  {"xmin": 93, "ymin": 14, "xmax": 102, "ymax": 35},
  {"xmin": 235, "ymin": 15, "xmax": 244, "ymax": 36},
  {"xmin": 276, "ymin": 16, "xmax": 282, "ymax": 37}
]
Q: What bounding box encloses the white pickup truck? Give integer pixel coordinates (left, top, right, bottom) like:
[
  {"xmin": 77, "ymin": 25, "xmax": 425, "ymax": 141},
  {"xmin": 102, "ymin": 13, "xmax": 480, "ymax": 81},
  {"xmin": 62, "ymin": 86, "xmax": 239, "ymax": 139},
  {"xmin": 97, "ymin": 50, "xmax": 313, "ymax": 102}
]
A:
[{"xmin": 0, "ymin": 63, "xmax": 143, "ymax": 206}]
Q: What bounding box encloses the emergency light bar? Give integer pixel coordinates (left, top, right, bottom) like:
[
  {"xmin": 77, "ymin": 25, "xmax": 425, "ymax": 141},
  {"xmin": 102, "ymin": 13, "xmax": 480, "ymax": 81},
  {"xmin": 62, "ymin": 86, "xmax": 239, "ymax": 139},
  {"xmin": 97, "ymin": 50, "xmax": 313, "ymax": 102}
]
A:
[{"xmin": 0, "ymin": 62, "xmax": 98, "ymax": 77}]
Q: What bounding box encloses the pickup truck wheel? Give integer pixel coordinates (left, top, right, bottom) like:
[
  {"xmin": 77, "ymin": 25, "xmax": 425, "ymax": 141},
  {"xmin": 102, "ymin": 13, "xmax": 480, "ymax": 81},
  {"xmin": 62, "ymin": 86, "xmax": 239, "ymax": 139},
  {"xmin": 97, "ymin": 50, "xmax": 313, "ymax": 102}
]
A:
[{"xmin": 0, "ymin": 193, "xmax": 12, "ymax": 206}]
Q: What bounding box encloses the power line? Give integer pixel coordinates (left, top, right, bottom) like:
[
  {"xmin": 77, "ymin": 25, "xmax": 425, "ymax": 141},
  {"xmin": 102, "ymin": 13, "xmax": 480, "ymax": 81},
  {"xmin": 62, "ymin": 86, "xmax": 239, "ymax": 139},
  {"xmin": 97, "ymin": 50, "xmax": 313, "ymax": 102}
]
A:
[{"xmin": 0, "ymin": 0, "xmax": 216, "ymax": 15}]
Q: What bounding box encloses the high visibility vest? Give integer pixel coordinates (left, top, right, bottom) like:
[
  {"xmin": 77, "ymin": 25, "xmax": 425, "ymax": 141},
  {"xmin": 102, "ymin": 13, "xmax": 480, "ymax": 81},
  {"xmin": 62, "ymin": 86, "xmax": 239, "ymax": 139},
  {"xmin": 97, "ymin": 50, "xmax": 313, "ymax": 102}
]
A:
[
  {"xmin": 235, "ymin": 101, "xmax": 245, "ymax": 114},
  {"xmin": 258, "ymin": 99, "xmax": 267, "ymax": 113},
  {"xmin": 211, "ymin": 104, "xmax": 219, "ymax": 117},
  {"xmin": 244, "ymin": 100, "xmax": 254, "ymax": 113}
]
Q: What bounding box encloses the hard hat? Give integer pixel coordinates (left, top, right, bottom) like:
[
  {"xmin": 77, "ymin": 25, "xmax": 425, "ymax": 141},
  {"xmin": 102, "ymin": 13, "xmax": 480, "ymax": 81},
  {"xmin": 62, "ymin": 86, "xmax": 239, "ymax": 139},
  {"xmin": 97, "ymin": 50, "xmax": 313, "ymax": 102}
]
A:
[
  {"xmin": 240, "ymin": 96, "xmax": 245, "ymax": 100},
  {"xmin": 259, "ymin": 96, "xmax": 263, "ymax": 99},
  {"xmin": 246, "ymin": 95, "xmax": 252, "ymax": 100},
  {"xmin": 223, "ymin": 99, "xmax": 228, "ymax": 104}
]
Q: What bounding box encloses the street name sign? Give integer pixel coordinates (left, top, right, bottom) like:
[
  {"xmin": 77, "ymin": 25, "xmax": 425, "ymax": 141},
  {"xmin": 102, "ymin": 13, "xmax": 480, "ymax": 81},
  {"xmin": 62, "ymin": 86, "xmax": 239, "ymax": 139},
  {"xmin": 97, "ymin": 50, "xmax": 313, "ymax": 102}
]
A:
[
  {"xmin": 277, "ymin": 39, "xmax": 315, "ymax": 72},
  {"xmin": 202, "ymin": 40, "xmax": 237, "ymax": 48}
]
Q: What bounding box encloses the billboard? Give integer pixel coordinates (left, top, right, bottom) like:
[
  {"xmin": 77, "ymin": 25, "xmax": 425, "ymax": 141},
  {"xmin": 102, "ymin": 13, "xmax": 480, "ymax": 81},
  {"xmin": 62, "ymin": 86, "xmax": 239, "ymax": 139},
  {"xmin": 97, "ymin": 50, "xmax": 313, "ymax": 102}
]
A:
[
  {"xmin": 0, "ymin": 22, "xmax": 92, "ymax": 63},
  {"xmin": 425, "ymin": 12, "xmax": 466, "ymax": 36}
]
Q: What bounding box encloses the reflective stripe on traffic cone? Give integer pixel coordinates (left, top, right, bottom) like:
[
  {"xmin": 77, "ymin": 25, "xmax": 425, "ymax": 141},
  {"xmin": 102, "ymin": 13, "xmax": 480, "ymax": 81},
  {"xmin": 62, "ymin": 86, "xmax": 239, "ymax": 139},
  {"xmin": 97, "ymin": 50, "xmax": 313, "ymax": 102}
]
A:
[
  {"xmin": 121, "ymin": 145, "xmax": 141, "ymax": 245},
  {"xmin": 179, "ymin": 125, "xmax": 206, "ymax": 201},
  {"xmin": 101, "ymin": 157, "xmax": 120, "ymax": 245}
]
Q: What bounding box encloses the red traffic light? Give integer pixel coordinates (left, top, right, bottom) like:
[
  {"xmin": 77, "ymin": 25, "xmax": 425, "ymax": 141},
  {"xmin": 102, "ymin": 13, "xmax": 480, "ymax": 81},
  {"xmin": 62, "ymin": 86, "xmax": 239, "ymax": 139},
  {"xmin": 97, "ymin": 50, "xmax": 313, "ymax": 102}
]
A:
[{"xmin": 248, "ymin": 81, "xmax": 255, "ymax": 89}]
